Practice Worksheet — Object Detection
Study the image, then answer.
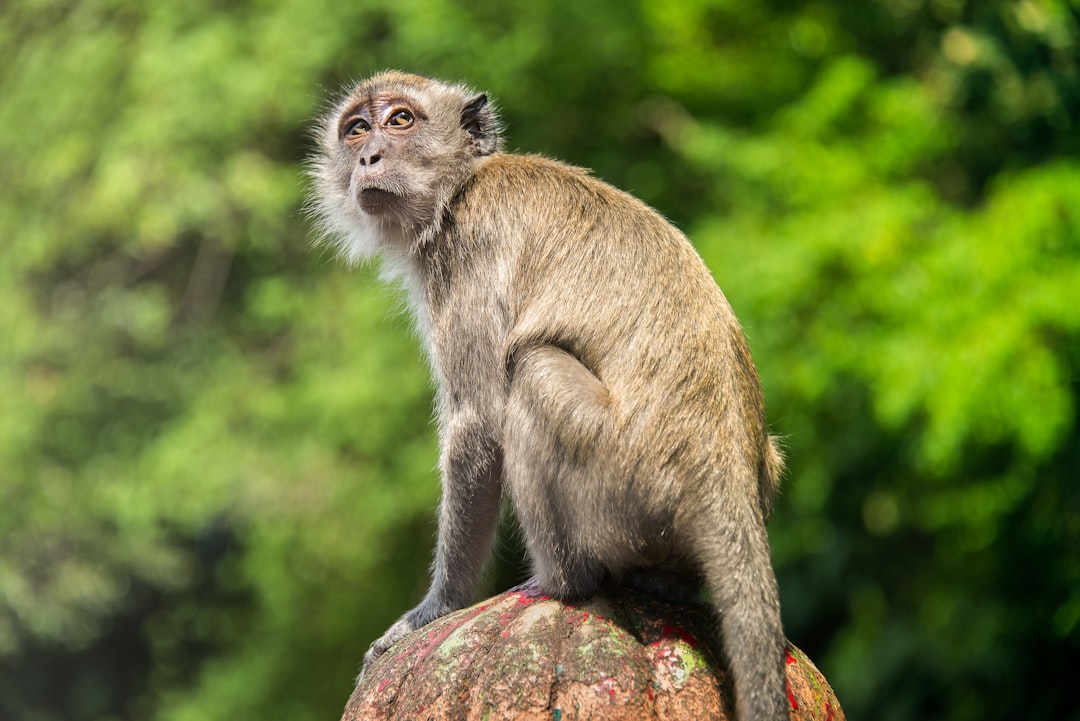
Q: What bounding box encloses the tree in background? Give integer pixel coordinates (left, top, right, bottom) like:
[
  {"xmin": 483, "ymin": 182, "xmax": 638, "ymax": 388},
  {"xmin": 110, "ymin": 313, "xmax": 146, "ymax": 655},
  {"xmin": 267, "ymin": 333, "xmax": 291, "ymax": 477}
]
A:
[{"xmin": 0, "ymin": 2, "xmax": 1076, "ymax": 721}]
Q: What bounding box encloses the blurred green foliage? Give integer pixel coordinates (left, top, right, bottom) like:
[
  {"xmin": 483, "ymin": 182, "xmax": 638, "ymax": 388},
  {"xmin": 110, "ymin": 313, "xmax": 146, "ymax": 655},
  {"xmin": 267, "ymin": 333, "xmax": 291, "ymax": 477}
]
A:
[{"xmin": 1, "ymin": 1, "xmax": 1077, "ymax": 720}]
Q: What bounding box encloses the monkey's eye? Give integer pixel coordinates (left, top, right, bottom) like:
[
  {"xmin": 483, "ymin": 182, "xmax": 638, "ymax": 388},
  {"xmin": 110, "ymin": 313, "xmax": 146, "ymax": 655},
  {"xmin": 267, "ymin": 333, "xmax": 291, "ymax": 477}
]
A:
[
  {"xmin": 343, "ymin": 117, "xmax": 371, "ymax": 137},
  {"xmin": 386, "ymin": 109, "xmax": 414, "ymax": 127}
]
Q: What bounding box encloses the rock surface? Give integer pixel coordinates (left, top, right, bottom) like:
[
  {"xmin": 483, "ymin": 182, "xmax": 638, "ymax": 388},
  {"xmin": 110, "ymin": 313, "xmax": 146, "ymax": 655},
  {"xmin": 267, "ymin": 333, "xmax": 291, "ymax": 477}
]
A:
[{"xmin": 341, "ymin": 583, "xmax": 843, "ymax": 720}]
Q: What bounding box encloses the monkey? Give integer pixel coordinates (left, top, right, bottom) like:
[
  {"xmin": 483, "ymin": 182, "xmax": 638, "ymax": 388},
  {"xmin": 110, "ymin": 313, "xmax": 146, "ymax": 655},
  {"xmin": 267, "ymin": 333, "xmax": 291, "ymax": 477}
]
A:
[{"xmin": 308, "ymin": 71, "xmax": 789, "ymax": 721}]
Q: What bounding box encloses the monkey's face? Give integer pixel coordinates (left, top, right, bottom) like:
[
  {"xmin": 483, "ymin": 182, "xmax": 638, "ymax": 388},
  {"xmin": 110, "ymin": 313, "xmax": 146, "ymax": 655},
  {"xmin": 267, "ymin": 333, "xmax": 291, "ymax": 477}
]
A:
[
  {"xmin": 309, "ymin": 72, "xmax": 499, "ymax": 263},
  {"xmin": 316, "ymin": 73, "xmax": 498, "ymax": 237},
  {"xmin": 336, "ymin": 93, "xmax": 431, "ymax": 222}
]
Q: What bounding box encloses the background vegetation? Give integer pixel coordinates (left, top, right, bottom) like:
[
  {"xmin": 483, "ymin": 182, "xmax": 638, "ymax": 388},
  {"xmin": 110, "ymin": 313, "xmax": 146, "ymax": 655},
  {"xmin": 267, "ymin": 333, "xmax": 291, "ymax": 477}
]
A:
[{"xmin": 1, "ymin": 1, "xmax": 1077, "ymax": 719}]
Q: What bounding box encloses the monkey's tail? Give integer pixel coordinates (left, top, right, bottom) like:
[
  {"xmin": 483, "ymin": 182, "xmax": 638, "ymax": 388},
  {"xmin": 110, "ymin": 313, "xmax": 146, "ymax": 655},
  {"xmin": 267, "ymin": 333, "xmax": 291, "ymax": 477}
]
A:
[{"xmin": 696, "ymin": 506, "xmax": 789, "ymax": 721}]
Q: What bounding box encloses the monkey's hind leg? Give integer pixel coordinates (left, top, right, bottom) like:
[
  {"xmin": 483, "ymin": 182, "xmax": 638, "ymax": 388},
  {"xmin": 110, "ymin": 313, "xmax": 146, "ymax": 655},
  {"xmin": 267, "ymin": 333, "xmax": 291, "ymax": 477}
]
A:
[{"xmin": 502, "ymin": 343, "xmax": 616, "ymax": 600}]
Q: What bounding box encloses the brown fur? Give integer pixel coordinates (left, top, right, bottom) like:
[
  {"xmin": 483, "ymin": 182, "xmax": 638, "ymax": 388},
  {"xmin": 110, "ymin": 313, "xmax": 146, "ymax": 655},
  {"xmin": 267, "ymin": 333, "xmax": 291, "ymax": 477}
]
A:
[{"xmin": 309, "ymin": 71, "xmax": 788, "ymax": 721}]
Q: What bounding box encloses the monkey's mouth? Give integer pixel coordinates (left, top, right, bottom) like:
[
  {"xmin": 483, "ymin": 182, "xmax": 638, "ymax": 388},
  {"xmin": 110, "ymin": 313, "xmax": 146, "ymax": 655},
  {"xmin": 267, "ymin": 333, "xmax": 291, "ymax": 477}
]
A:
[{"xmin": 358, "ymin": 188, "xmax": 401, "ymax": 215}]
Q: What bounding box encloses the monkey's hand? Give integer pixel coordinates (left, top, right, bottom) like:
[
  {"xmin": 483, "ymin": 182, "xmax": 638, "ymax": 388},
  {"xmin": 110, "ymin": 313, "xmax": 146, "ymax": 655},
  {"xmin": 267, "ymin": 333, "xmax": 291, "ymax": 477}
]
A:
[
  {"xmin": 356, "ymin": 600, "xmax": 450, "ymax": 685},
  {"xmin": 356, "ymin": 615, "xmax": 416, "ymax": 684}
]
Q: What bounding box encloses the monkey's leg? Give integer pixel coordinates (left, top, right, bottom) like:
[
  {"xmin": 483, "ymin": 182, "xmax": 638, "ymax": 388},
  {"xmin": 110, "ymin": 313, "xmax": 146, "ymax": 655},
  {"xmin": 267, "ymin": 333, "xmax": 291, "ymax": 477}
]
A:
[
  {"xmin": 359, "ymin": 411, "xmax": 503, "ymax": 678},
  {"xmin": 694, "ymin": 504, "xmax": 788, "ymax": 721},
  {"xmin": 503, "ymin": 344, "xmax": 616, "ymax": 600}
]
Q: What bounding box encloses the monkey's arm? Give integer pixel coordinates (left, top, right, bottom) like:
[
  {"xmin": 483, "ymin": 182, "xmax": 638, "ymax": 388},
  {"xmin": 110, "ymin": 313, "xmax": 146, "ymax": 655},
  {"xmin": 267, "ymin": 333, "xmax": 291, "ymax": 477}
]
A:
[{"xmin": 360, "ymin": 407, "xmax": 503, "ymax": 676}]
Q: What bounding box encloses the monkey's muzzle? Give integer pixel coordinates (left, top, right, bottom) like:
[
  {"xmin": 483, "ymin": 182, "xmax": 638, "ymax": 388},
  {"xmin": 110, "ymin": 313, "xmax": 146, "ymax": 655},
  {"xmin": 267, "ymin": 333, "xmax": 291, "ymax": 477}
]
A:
[{"xmin": 358, "ymin": 187, "xmax": 400, "ymax": 215}]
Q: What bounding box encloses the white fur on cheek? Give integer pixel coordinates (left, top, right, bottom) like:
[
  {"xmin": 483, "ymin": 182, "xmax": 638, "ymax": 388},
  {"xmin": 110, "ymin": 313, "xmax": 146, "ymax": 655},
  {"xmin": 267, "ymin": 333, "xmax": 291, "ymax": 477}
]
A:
[
  {"xmin": 338, "ymin": 208, "xmax": 385, "ymax": 267},
  {"xmin": 310, "ymin": 180, "xmax": 385, "ymax": 267},
  {"xmin": 309, "ymin": 175, "xmax": 434, "ymax": 355}
]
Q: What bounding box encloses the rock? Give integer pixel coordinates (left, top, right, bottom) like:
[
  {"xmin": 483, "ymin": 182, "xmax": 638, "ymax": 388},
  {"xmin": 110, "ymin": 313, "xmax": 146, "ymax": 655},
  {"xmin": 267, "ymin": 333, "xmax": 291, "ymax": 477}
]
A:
[{"xmin": 341, "ymin": 582, "xmax": 843, "ymax": 720}]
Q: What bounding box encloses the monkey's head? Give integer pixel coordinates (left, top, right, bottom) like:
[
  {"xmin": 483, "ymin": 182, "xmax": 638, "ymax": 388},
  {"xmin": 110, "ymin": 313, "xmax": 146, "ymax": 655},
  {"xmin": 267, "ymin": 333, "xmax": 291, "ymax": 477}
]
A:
[{"xmin": 309, "ymin": 71, "xmax": 502, "ymax": 265}]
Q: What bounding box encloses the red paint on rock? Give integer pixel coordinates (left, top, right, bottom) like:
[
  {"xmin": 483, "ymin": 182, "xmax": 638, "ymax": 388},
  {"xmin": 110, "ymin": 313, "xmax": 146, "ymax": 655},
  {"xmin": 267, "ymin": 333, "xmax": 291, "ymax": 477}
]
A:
[
  {"xmin": 785, "ymin": 649, "xmax": 800, "ymax": 711},
  {"xmin": 412, "ymin": 604, "xmax": 489, "ymax": 667},
  {"xmin": 513, "ymin": 585, "xmax": 553, "ymax": 605},
  {"xmin": 659, "ymin": 624, "xmax": 698, "ymax": 648},
  {"xmin": 594, "ymin": 677, "xmax": 619, "ymax": 705}
]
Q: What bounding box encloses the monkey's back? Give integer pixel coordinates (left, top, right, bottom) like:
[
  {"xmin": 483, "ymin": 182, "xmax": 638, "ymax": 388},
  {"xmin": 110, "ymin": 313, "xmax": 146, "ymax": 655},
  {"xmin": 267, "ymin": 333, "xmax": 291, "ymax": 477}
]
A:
[{"xmin": 446, "ymin": 153, "xmax": 777, "ymax": 518}]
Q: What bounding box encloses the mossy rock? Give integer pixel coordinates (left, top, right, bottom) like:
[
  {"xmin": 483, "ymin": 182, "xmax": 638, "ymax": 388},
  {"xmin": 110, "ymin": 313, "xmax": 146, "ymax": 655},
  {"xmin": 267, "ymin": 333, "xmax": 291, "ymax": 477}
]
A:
[{"xmin": 341, "ymin": 583, "xmax": 843, "ymax": 720}]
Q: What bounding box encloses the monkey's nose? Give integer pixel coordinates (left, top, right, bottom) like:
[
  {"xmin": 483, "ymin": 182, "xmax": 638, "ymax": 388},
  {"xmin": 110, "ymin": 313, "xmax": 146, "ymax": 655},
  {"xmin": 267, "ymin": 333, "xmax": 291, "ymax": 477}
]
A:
[{"xmin": 360, "ymin": 153, "xmax": 382, "ymax": 167}]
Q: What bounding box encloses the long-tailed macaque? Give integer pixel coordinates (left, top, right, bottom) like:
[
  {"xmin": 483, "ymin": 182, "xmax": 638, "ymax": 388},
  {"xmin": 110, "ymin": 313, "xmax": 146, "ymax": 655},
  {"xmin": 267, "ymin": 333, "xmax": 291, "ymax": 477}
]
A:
[{"xmin": 309, "ymin": 71, "xmax": 788, "ymax": 721}]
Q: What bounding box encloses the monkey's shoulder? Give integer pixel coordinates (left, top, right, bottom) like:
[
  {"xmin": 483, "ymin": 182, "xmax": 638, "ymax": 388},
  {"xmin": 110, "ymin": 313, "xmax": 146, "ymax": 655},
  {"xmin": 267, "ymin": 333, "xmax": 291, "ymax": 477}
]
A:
[
  {"xmin": 473, "ymin": 152, "xmax": 593, "ymax": 188},
  {"xmin": 468, "ymin": 153, "xmax": 665, "ymax": 223}
]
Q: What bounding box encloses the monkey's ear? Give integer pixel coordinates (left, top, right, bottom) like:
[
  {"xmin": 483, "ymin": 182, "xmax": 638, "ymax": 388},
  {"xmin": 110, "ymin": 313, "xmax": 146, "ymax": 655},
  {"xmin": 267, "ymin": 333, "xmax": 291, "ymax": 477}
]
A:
[{"xmin": 461, "ymin": 94, "xmax": 499, "ymax": 156}]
